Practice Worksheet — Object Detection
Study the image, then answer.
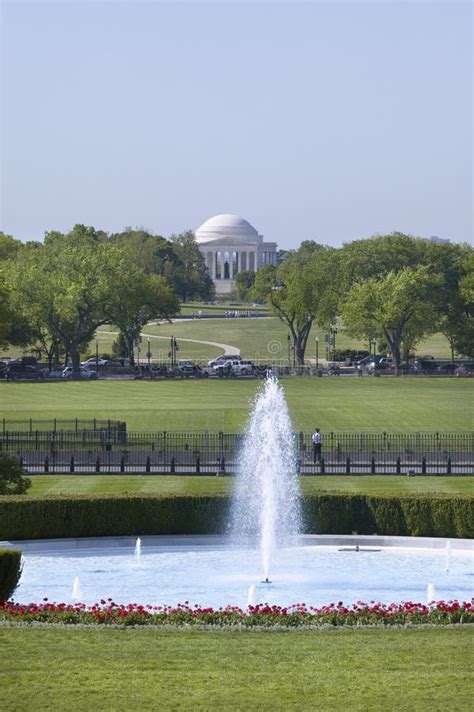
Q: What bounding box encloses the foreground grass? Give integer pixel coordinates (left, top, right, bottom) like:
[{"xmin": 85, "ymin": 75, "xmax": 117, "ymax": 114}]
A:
[
  {"xmin": 1, "ymin": 377, "xmax": 472, "ymax": 431},
  {"xmin": 24, "ymin": 475, "xmax": 474, "ymax": 498},
  {"xmin": 0, "ymin": 627, "xmax": 471, "ymax": 711}
]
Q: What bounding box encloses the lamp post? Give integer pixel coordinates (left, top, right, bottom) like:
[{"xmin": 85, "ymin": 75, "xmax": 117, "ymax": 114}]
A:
[
  {"xmin": 95, "ymin": 339, "xmax": 99, "ymax": 376},
  {"xmin": 370, "ymin": 338, "xmax": 377, "ymax": 359},
  {"xmin": 315, "ymin": 336, "xmax": 319, "ymax": 367},
  {"xmin": 169, "ymin": 336, "xmax": 179, "ymax": 368},
  {"xmin": 146, "ymin": 337, "xmax": 152, "ymax": 369}
]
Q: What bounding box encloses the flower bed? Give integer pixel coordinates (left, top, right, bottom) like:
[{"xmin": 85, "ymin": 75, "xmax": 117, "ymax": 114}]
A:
[{"xmin": 1, "ymin": 599, "xmax": 472, "ymax": 627}]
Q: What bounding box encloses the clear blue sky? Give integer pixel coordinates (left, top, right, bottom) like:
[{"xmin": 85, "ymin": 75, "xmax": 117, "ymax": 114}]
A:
[{"xmin": 1, "ymin": 0, "xmax": 472, "ymax": 248}]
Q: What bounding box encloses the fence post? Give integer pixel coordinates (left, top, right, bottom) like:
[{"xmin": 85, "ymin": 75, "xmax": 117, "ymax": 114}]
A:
[
  {"xmin": 146, "ymin": 456, "xmax": 151, "ymax": 473},
  {"xmin": 70, "ymin": 456, "xmax": 75, "ymax": 473},
  {"xmin": 371, "ymin": 456, "xmax": 376, "ymax": 474},
  {"xmin": 345, "ymin": 457, "xmax": 351, "ymax": 474},
  {"xmin": 446, "ymin": 457, "xmax": 452, "ymax": 475},
  {"xmin": 220, "ymin": 456, "xmax": 226, "ymax": 475},
  {"xmin": 95, "ymin": 456, "xmax": 100, "ymax": 473},
  {"xmin": 120, "ymin": 456, "xmax": 125, "ymax": 473},
  {"xmin": 44, "ymin": 456, "xmax": 49, "ymax": 473},
  {"xmin": 196, "ymin": 455, "xmax": 200, "ymax": 474},
  {"xmin": 396, "ymin": 456, "xmax": 401, "ymax": 474},
  {"xmin": 170, "ymin": 456, "xmax": 176, "ymax": 473},
  {"xmin": 421, "ymin": 456, "xmax": 427, "ymax": 474},
  {"xmin": 320, "ymin": 457, "xmax": 325, "ymax": 474}
]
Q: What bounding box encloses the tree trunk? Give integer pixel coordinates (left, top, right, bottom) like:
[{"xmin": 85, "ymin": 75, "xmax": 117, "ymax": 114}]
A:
[
  {"xmin": 392, "ymin": 342, "xmax": 401, "ymax": 376},
  {"xmin": 126, "ymin": 336, "xmax": 135, "ymax": 367},
  {"xmin": 70, "ymin": 347, "xmax": 81, "ymax": 379}
]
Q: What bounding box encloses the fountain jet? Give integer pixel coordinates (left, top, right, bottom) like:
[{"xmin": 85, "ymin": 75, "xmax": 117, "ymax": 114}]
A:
[{"xmin": 229, "ymin": 375, "xmax": 301, "ymax": 582}]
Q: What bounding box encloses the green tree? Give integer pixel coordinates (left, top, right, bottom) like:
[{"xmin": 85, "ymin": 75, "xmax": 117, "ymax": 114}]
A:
[
  {"xmin": 252, "ymin": 244, "xmax": 339, "ymax": 364},
  {"xmin": 170, "ymin": 231, "xmax": 215, "ymax": 302},
  {"xmin": 342, "ymin": 266, "xmax": 441, "ymax": 375},
  {"xmin": 105, "ymin": 256, "xmax": 179, "ymax": 366},
  {"xmin": 235, "ymin": 270, "xmax": 256, "ymax": 301},
  {"xmin": 0, "ymin": 452, "xmax": 31, "ymax": 494},
  {"xmin": 7, "ymin": 237, "xmax": 117, "ymax": 378}
]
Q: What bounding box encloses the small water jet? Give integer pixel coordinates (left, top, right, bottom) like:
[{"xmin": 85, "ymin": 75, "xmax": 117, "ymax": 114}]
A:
[
  {"xmin": 229, "ymin": 376, "xmax": 301, "ymax": 583},
  {"xmin": 72, "ymin": 576, "xmax": 83, "ymax": 601},
  {"xmin": 426, "ymin": 582, "xmax": 437, "ymax": 603},
  {"xmin": 135, "ymin": 537, "xmax": 142, "ymax": 564},
  {"xmin": 445, "ymin": 540, "xmax": 451, "ymax": 573}
]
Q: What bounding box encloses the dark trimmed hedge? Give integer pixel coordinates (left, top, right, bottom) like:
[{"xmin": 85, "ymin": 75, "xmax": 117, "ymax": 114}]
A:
[
  {"xmin": 0, "ymin": 549, "xmax": 22, "ymax": 600},
  {"xmin": 0, "ymin": 494, "xmax": 472, "ymax": 540}
]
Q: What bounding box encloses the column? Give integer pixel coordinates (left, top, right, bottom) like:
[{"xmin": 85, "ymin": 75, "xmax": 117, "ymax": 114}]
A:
[
  {"xmin": 211, "ymin": 251, "xmax": 216, "ymax": 279},
  {"xmin": 221, "ymin": 252, "xmax": 226, "ymax": 279},
  {"xmin": 229, "ymin": 253, "xmax": 233, "ymax": 280}
]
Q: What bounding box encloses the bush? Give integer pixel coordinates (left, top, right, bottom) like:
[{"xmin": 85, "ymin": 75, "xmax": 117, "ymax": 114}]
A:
[
  {"xmin": 0, "ymin": 549, "xmax": 22, "ymax": 601},
  {"xmin": 0, "ymin": 452, "xmax": 31, "ymax": 495},
  {"xmin": 0, "ymin": 493, "xmax": 471, "ymax": 540}
]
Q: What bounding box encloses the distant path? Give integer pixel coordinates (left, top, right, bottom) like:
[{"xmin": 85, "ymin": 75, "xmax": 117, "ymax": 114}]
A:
[{"xmin": 99, "ymin": 330, "xmax": 240, "ymax": 356}]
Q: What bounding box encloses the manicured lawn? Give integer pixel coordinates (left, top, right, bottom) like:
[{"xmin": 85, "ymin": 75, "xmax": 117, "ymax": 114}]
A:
[
  {"xmin": 95, "ymin": 317, "xmax": 454, "ymax": 362},
  {"xmin": 1, "ymin": 378, "xmax": 471, "ymax": 431},
  {"xmin": 0, "ymin": 627, "xmax": 471, "ymax": 711},
  {"xmin": 24, "ymin": 475, "xmax": 474, "ymax": 497}
]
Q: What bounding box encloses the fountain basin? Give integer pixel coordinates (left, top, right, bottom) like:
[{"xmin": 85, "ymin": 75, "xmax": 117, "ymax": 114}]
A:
[{"xmin": 3, "ymin": 535, "xmax": 472, "ymax": 608}]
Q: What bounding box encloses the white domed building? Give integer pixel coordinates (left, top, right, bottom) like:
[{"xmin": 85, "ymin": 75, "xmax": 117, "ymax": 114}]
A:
[{"xmin": 195, "ymin": 214, "xmax": 277, "ymax": 295}]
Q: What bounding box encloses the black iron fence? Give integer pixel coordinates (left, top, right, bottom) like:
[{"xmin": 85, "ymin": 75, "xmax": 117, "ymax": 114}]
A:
[
  {"xmin": 0, "ymin": 418, "xmax": 126, "ymax": 434},
  {"xmin": 1, "ymin": 430, "xmax": 472, "ymax": 475}
]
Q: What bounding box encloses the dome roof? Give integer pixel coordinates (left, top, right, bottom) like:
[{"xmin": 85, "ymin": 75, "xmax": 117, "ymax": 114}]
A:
[{"xmin": 195, "ymin": 214, "xmax": 259, "ymax": 244}]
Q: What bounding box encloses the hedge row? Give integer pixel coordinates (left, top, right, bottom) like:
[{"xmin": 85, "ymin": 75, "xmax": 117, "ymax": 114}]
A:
[
  {"xmin": 0, "ymin": 549, "xmax": 22, "ymax": 600},
  {"xmin": 0, "ymin": 493, "xmax": 472, "ymax": 540}
]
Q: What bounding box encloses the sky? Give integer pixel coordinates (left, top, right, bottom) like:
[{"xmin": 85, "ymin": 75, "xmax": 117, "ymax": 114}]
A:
[{"xmin": 1, "ymin": 0, "xmax": 472, "ymax": 249}]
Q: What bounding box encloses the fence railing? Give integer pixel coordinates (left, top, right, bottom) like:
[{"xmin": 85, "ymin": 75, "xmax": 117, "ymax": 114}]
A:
[
  {"xmin": 0, "ymin": 418, "xmax": 126, "ymax": 434},
  {"xmin": 1, "ymin": 430, "xmax": 472, "ymax": 475}
]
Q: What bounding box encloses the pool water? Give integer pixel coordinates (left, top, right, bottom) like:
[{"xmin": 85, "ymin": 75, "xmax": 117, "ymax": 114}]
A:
[{"xmin": 14, "ymin": 537, "xmax": 473, "ymax": 608}]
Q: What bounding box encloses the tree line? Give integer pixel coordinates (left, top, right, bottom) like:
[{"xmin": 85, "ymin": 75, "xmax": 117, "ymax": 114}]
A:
[
  {"xmin": 0, "ymin": 225, "xmax": 214, "ymax": 375},
  {"xmin": 0, "ymin": 226, "xmax": 472, "ymax": 377},
  {"xmin": 249, "ymin": 234, "xmax": 473, "ymax": 374}
]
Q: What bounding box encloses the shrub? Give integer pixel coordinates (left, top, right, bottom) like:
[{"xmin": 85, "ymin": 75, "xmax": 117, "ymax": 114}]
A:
[
  {"xmin": 0, "ymin": 549, "xmax": 22, "ymax": 601},
  {"xmin": 0, "ymin": 493, "xmax": 471, "ymax": 540},
  {"xmin": 0, "ymin": 452, "xmax": 31, "ymax": 495}
]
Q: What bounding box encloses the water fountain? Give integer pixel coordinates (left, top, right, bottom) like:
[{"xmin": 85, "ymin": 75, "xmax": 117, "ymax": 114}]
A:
[
  {"xmin": 229, "ymin": 376, "xmax": 301, "ymax": 583},
  {"xmin": 9, "ymin": 380, "xmax": 473, "ymax": 608},
  {"xmin": 426, "ymin": 582, "xmax": 437, "ymax": 603},
  {"xmin": 135, "ymin": 537, "xmax": 142, "ymax": 564},
  {"xmin": 71, "ymin": 576, "xmax": 83, "ymax": 601}
]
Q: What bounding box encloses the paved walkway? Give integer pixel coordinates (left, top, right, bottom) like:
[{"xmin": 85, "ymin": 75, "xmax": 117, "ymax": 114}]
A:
[{"xmin": 99, "ymin": 330, "xmax": 240, "ymax": 356}]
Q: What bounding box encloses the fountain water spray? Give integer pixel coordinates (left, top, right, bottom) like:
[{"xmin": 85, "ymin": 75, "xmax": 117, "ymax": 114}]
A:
[
  {"xmin": 229, "ymin": 376, "xmax": 301, "ymax": 582},
  {"xmin": 72, "ymin": 576, "xmax": 83, "ymax": 601},
  {"xmin": 445, "ymin": 540, "xmax": 451, "ymax": 573},
  {"xmin": 426, "ymin": 582, "xmax": 436, "ymax": 603},
  {"xmin": 135, "ymin": 537, "xmax": 142, "ymax": 564}
]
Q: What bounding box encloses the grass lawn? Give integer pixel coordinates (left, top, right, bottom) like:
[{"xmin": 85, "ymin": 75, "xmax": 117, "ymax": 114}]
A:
[
  {"xmin": 0, "ymin": 627, "xmax": 471, "ymax": 711},
  {"xmin": 1, "ymin": 378, "xmax": 471, "ymax": 431},
  {"xmin": 24, "ymin": 475, "xmax": 474, "ymax": 498},
  {"xmin": 96, "ymin": 318, "xmax": 454, "ymax": 362},
  {"xmin": 2, "ymin": 315, "xmax": 455, "ymax": 362}
]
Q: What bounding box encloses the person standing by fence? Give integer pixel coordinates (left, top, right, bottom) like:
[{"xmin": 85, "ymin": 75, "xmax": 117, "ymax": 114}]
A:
[{"xmin": 312, "ymin": 428, "xmax": 322, "ymax": 463}]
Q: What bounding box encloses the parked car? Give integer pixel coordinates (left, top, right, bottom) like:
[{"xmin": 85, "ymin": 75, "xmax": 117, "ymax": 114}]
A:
[
  {"xmin": 4, "ymin": 364, "xmax": 43, "ymax": 380},
  {"xmin": 356, "ymin": 354, "xmax": 382, "ymax": 367},
  {"xmin": 62, "ymin": 366, "xmax": 97, "ymax": 379},
  {"xmin": 230, "ymin": 360, "xmax": 254, "ymax": 376},
  {"xmin": 208, "ymin": 355, "xmax": 241, "ymax": 368},
  {"xmin": 41, "ymin": 367, "xmax": 64, "ymax": 379},
  {"xmin": 81, "ymin": 357, "xmax": 111, "ymax": 367}
]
